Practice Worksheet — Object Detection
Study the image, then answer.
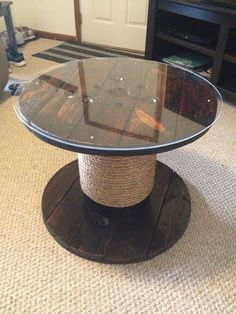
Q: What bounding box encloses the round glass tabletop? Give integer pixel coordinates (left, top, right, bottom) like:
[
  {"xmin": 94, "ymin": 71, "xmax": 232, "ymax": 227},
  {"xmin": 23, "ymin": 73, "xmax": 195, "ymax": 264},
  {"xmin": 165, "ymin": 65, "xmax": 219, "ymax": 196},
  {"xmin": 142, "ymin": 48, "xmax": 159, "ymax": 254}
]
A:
[{"xmin": 16, "ymin": 58, "xmax": 222, "ymax": 155}]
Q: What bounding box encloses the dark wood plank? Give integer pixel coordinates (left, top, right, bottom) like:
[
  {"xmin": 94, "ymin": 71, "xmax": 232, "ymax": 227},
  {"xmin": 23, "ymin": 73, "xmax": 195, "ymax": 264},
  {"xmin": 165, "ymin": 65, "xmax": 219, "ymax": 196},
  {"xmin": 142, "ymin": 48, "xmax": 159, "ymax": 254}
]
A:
[
  {"xmin": 164, "ymin": 66, "xmax": 184, "ymax": 113},
  {"xmin": 69, "ymin": 215, "xmax": 119, "ymax": 261},
  {"xmin": 69, "ymin": 60, "xmax": 142, "ymax": 146},
  {"xmin": 119, "ymin": 63, "xmax": 166, "ymax": 146},
  {"xmin": 19, "ymin": 64, "xmax": 80, "ymax": 120},
  {"xmin": 46, "ymin": 178, "xmax": 85, "ymax": 245},
  {"xmin": 104, "ymin": 162, "xmax": 173, "ymax": 262},
  {"xmin": 30, "ymin": 68, "xmax": 82, "ymax": 130},
  {"xmin": 119, "ymin": 65, "xmax": 184, "ymax": 146},
  {"xmin": 19, "ymin": 76, "xmax": 62, "ymax": 121},
  {"xmin": 31, "ymin": 92, "xmax": 86, "ymax": 138},
  {"xmin": 31, "ymin": 60, "xmax": 119, "ymax": 140},
  {"xmin": 176, "ymin": 72, "xmax": 218, "ymax": 134},
  {"xmin": 69, "ymin": 89, "xmax": 137, "ymax": 146},
  {"xmin": 147, "ymin": 172, "xmax": 191, "ymax": 255},
  {"xmin": 42, "ymin": 160, "xmax": 79, "ymax": 220},
  {"xmin": 20, "ymin": 60, "xmax": 115, "ymax": 122}
]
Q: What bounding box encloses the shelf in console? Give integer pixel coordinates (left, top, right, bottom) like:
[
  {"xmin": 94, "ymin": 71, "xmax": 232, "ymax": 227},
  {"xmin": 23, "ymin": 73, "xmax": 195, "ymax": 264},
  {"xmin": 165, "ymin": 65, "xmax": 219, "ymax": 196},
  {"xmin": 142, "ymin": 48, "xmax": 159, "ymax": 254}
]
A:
[
  {"xmin": 156, "ymin": 32, "xmax": 216, "ymax": 57},
  {"xmin": 224, "ymin": 53, "xmax": 236, "ymax": 64},
  {"xmin": 218, "ymin": 86, "xmax": 236, "ymax": 103},
  {"xmin": 163, "ymin": 0, "xmax": 236, "ymax": 18},
  {"xmin": 219, "ymin": 80, "xmax": 236, "ymax": 95}
]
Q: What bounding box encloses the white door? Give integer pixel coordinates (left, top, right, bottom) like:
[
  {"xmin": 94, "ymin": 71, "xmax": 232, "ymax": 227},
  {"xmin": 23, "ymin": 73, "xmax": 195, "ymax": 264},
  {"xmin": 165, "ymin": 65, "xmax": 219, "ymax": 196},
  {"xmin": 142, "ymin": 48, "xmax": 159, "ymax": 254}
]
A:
[{"xmin": 80, "ymin": 0, "xmax": 149, "ymax": 52}]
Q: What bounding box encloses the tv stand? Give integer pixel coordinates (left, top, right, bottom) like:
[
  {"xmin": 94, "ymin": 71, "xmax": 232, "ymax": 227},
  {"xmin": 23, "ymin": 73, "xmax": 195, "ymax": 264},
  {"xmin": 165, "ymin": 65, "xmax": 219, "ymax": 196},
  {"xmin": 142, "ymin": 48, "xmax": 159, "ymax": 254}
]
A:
[{"xmin": 145, "ymin": 0, "xmax": 236, "ymax": 104}]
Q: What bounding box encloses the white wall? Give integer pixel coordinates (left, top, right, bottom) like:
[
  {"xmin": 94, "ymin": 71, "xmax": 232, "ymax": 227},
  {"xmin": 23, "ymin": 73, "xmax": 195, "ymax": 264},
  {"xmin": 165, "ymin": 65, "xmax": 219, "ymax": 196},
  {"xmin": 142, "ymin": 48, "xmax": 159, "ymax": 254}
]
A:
[{"xmin": 0, "ymin": 0, "xmax": 76, "ymax": 35}]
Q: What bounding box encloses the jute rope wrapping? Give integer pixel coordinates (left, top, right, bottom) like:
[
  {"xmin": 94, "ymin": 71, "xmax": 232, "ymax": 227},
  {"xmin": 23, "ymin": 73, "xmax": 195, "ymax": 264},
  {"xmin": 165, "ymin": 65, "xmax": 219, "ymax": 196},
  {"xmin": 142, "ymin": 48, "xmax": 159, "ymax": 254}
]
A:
[{"xmin": 78, "ymin": 154, "xmax": 156, "ymax": 208}]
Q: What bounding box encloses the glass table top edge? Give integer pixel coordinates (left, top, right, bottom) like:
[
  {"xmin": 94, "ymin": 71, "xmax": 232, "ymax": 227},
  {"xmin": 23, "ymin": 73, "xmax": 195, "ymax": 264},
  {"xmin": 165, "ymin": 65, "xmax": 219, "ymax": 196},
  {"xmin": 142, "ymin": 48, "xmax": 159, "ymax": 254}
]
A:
[
  {"xmin": 15, "ymin": 114, "xmax": 215, "ymax": 155},
  {"xmin": 16, "ymin": 58, "xmax": 223, "ymax": 155}
]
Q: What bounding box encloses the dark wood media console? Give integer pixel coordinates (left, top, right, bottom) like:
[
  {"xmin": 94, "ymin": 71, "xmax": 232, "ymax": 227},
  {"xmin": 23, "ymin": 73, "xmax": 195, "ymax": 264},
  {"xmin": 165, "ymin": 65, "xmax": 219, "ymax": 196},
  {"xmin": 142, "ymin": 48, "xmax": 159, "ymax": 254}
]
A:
[{"xmin": 145, "ymin": 0, "xmax": 236, "ymax": 104}]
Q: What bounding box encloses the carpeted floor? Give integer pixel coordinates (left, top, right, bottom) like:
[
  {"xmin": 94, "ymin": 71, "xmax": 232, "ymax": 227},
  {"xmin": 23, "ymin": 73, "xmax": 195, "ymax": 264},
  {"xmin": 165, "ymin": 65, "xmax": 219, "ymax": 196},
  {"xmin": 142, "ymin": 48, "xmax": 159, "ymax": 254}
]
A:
[{"xmin": 0, "ymin": 39, "xmax": 236, "ymax": 313}]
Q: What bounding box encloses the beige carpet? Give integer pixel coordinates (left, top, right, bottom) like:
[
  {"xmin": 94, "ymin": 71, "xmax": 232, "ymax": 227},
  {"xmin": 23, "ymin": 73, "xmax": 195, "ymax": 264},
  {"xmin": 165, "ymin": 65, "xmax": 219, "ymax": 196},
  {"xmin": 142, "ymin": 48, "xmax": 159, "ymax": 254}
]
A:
[{"xmin": 0, "ymin": 39, "xmax": 236, "ymax": 314}]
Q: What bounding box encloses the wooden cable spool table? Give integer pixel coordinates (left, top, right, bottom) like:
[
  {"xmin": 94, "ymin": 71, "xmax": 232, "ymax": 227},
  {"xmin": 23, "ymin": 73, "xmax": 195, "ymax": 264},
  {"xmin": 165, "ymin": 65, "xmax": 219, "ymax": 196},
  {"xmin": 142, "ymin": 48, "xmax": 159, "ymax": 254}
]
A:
[{"xmin": 15, "ymin": 58, "xmax": 221, "ymax": 264}]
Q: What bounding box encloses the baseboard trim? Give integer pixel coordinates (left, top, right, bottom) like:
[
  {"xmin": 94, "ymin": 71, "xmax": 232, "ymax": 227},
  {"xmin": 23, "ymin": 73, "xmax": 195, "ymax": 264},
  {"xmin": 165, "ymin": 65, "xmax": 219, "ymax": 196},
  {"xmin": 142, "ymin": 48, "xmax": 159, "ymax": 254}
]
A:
[
  {"xmin": 34, "ymin": 30, "xmax": 77, "ymax": 42},
  {"xmin": 33, "ymin": 31, "xmax": 144, "ymax": 55}
]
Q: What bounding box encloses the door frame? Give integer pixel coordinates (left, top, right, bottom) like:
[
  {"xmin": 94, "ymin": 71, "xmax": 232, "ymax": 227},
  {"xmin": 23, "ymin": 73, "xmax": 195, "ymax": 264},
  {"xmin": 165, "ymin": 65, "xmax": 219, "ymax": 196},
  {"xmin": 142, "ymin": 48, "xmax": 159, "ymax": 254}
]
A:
[{"xmin": 74, "ymin": 0, "xmax": 82, "ymax": 42}]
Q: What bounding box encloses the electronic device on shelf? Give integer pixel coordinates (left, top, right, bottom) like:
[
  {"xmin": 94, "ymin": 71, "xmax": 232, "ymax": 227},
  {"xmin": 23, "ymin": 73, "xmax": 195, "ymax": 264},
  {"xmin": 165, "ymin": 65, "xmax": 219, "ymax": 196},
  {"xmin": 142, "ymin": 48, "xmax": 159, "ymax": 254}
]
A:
[{"xmin": 161, "ymin": 28, "xmax": 215, "ymax": 48}]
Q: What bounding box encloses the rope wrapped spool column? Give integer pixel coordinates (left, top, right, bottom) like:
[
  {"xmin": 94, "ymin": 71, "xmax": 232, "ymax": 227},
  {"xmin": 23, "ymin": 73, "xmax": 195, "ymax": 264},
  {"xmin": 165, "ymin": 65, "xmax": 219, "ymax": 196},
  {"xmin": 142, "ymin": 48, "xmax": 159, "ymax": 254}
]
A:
[{"xmin": 78, "ymin": 154, "xmax": 156, "ymax": 208}]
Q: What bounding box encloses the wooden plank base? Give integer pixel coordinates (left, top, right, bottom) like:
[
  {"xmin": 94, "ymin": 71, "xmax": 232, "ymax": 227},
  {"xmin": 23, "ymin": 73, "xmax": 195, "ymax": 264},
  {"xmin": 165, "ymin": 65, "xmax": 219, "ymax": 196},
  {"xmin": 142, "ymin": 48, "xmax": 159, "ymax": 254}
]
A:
[{"xmin": 42, "ymin": 160, "xmax": 191, "ymax": 264}]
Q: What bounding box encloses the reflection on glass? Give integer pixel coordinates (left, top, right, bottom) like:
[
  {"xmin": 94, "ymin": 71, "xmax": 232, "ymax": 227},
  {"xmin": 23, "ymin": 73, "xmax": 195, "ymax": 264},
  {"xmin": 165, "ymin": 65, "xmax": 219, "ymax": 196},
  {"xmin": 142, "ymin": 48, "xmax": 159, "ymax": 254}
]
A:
[{"xmin": 17, "ymin": 58, "xmax": 222, "ymax": 152}]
